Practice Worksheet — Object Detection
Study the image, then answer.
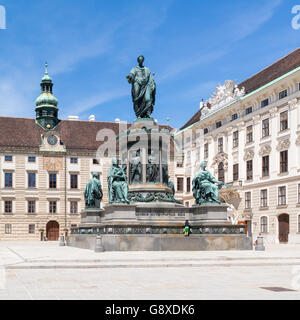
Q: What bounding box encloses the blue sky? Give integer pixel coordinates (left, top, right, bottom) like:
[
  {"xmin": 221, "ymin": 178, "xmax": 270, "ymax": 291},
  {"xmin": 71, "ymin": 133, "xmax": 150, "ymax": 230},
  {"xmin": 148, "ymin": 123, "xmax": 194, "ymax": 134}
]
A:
[{"xmin": 0, "ymin": 0, "xmax": 299, "ymax": 128}]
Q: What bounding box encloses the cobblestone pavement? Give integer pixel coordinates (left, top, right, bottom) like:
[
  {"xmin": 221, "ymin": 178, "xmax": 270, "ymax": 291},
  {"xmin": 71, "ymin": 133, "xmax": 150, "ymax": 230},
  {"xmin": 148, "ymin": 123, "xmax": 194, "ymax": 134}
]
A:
[{"xmin": 0, "ymin": 241, "xmax": 300, "ymax": 300}]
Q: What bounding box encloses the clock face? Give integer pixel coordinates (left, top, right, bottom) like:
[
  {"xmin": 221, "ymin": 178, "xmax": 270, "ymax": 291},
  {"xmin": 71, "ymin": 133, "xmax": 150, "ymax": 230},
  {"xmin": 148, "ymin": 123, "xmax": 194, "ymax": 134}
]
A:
[{"xmin": 47, "ymin": 135, "xmax": 58, "ymax": 146}]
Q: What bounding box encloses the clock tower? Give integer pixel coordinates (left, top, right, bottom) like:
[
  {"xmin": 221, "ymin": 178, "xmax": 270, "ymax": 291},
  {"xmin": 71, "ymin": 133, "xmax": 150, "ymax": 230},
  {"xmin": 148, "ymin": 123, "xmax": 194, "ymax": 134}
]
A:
[{"xmin": 35, "ymin": 63, "xmax": 60, "ymax": 130}]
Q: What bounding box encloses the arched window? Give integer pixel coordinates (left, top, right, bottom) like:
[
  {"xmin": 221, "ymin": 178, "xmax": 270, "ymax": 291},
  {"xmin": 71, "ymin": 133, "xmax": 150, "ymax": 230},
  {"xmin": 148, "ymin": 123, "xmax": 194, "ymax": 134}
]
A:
[
  {"xmin": 218, "ymin": 162, "xmax": 225, "ymax": 183},
  {"xmin": 260, "ymin": 216, "xmax": 268, "ymax": 233}
]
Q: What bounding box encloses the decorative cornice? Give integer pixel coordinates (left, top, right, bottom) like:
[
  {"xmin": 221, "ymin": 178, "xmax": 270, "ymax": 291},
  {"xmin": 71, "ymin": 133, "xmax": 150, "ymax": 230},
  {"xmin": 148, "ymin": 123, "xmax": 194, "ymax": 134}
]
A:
[
  {"xmin": 288, "ymin": 98, "xmax": 298, "ymax": 111},
  {"xmin": 276, "ymin": 139, "xmax": 290, "ymax": 151},
  {"xmin": 244, "ymin": 149, "xmax": 255, "ymax": 161},
  {"xmin": 259, "ymin": 144, "xmax": 272, "ymax": 156},
  {"xmin": 212, "ymin": 152, "xmax": 228, "ymax": 170}
]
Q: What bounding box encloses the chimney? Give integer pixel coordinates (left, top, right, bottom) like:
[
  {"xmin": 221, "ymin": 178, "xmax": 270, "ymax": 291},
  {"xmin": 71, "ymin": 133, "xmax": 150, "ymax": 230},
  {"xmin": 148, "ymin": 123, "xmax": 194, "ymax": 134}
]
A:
[
  {"xmin": 68, "ymin": 115, "xmax": 79, "ymax": 121},
  {"xmin": 89, "ymin": 115, "xmax": 95, "ymax": 122}
]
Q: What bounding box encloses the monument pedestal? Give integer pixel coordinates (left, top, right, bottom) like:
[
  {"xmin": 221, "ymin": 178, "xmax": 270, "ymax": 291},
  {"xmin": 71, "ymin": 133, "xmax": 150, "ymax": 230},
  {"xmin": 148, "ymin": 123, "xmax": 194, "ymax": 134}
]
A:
[{"xmin": 68, "ymin": 202, "xmax": 252, "ymax": 251}]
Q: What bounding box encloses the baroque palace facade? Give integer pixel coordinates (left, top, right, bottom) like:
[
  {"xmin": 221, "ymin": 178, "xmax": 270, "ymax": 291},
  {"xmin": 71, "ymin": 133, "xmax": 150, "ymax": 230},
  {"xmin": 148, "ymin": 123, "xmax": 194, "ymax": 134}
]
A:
[{"xmin": 175, "ymin": 48, "xmax": 300, "ymax": 244}]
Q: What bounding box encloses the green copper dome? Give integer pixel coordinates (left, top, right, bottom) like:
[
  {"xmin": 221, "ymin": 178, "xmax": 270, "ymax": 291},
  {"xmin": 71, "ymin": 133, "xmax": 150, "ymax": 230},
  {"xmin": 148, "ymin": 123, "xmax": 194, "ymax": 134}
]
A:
[
  {"xmin": 35, "ymin": 92, "xmax": 58, "ymax": 107},
  {"xmin": 35, "ymin": 63, "xmax": 60, "ymax": 130}
]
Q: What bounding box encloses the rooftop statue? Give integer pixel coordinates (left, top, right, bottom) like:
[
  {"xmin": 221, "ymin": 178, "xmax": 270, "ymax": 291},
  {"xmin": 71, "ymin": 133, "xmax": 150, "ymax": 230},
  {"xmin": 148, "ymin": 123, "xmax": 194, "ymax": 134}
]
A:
[
  {"xmin": 84, "ymin": 173, "xmax": 103, "ymax": 209},
  {"xmin": 126, "ymin": 56, "xmax": 156, "ymax": 119},
  {"xmin": 108, "ymin": 158, "xmax": 130, "ymax": 204},
  {"xmin": 192, "ymin": 161, "xmax": 228, "ymax": 205}
]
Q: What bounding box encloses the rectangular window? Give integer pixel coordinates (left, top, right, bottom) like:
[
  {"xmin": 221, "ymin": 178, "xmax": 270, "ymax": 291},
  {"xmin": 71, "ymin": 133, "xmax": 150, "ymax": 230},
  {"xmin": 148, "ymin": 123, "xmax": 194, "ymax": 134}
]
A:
[
  {"xmin": 262, "ymin": 156, "xmax": 269, "ymax": 177},
  {"xmin": 279, "ymin": 89, "xmax": 287, "ymax": 100},
  {"xmin": 260, "ymin": 189, "xmax": 268, "ymax": 207},
  {"xmin": 280, "ymin": 150, "xmax": 288, "ymax": 173},
  {"xmin": 216, "ymin": 121, "xmax": 222, "ymax": 128},
  {"xmin": 5, "ymin": 155, "xmax": 12, "ymax": 162},
  {"xmin": 218, "ymin": 137, "xmax": 223, "ymax": 153},
  {"xmin": 260, "ymin": 217, "xmax": 268, "ymax": 233},
  {"xmin": 5, "ymin": 172, "xmax": 12, "ymax": 188},
  {"xmin": 246, "ymin": 160, "xmax": 253, "ymax": 180},
  {"xmin": 28, "ymin": 172, "xmax": 36, "ymax": 188},
  {"xmin": 233, "ymin": 131, "xmax": 239, "ymax": 148},
  {"xmin": 28, "ymin": 200, "xmax": 36, "ymax": 214},
  {"xmin": 245, "ymin": 192, "xmax": 251, "ymax": 209},
  {"xmin": 280, "ymin": 111, "xmax": 288, "ymax": 131},
  {"xmin": 298, "ymin": 184, "xmax": 300, "ymax": 204},
  {"xmin": 246, "ymin": 106, "xmax": 253, "ymax": 115},
  {"xmin": 246, "ymin": 126, "xmax": 253, "ymax": 143},
  {"xmin": 5, "ymin": 224, "xmax": 12, "ymax": 234},
  {"xmin": 278, "ymin": 186, "xmax": 286, "ymax": 206},
  {"xmin": 231, "ymin": 113, "xmax": 238, "ymax": 121},
  {"xmin": 233, "ymin": 164, "xmax": 239, "ymax": 181},
  {"xmin": 29, "ymin": 224, "xmax": 35, "ymax": 234},
  {"xmin": 4, "ymin": 200, "xmax": 12, "ymax": 213},
  {"xmin": 261, "ymin": 99, "xmax": 269, "ymax": 108},
  {"xmin": 28, "ymin": 156, "xmax": 36, "ymax": 163},
  {"xmin": 262, "ymin": 119, "xmax": 269, "ymax": 137},
  {"xmin": 204, "ymin": 128, "xmax": 208, "ymax": 135},
  {"xmin": 70, "ymin": 201, "xmax": 78, "ymax": 214},
  {"xmin": 70, "ymin": 158, "xmax": 78, "ymax": 164},
  {"xmin": 204, "ymin": 143, "xmax": 209, "ymax": 159},
  {"xmin": 177, "ymin": 177, "xmax": 184, "ymax": 192},
  {"xmin": 186, "ymin": 177, "xmax": 191, "ymax": 193},
  {"xmin": 49, "ymin": 173, "xmax": 57, "ymax": 189},
  {"xmin": 70, "ymin": 174, "xmax": 78, "ymax": 189},
  {"xmin": 49, "ymin": 201, "xmax": 57, "ymax": 214}
]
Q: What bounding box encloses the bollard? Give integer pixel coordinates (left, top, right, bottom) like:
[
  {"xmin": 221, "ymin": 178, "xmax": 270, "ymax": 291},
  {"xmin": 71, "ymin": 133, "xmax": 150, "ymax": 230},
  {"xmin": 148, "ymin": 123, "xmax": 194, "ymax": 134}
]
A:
[
  {"xmin": 255, "ymin": 235, "xmax": 265, "ymax": 251},
  {"xmin": 95, "ymin": 235, "xmax": 104, "ymax": 252},
  {"xmin": 59, "ymin": 234, "xmax": 65, "ymax": 246}
]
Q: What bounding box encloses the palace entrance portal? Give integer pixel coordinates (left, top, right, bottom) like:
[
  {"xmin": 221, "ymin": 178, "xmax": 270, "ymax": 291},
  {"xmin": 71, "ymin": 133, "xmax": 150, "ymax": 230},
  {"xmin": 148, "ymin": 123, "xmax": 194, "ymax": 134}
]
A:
[
  {"xmin": 278, "ymin": 214, "xmax": 289, "ymax": 243},
  {"xmin": 46, "ymin": 221, "xmax": 59, "ymax": 241}
]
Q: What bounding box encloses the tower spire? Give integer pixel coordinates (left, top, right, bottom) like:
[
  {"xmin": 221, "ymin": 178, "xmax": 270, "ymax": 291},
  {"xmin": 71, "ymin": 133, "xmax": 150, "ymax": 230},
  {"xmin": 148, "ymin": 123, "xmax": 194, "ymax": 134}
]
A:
[{"xmin": 35, "ymin": 63, "xmax": 60, "ymax": 130}]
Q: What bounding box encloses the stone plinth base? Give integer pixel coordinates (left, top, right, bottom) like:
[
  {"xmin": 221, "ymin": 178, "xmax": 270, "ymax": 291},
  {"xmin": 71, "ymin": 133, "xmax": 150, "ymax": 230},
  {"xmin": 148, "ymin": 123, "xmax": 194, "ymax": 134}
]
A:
[
  {"xmin": 69, "ymin": 203, "xmax": 252, "ymax": 251},
  {"xmin": 80, "ymin": 209, "xmax": 103, "ymax": 224},
  {"xmin": 67, "ymin": 234, "xmax": 252, "ymax": 251},
  {"xmin": 190, "ymin": 204, "xmax": 230, "ymax": 225}
]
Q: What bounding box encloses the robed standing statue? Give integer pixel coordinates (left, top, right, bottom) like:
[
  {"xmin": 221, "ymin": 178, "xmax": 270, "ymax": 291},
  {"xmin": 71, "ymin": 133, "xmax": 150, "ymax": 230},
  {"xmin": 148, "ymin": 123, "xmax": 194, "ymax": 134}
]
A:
[
  {"xmin": 126, "ymin": 56, "xmax": 156, "ymax": 119},
  {"xmin": 84, "ymin": 173, "xmax": 103, "ymax": 209}
]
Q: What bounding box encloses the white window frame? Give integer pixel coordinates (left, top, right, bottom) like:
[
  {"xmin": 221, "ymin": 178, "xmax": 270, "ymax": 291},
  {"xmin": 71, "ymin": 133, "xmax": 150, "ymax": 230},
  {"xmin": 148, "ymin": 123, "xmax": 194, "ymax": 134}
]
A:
[
  {"xmin": 278, "ymin": 185, "xmax": 288, "ymax": 206},
  {"xmin": 260, "ymin": 215, "xmax": 269, "ymax": 233},
  {"xmin": 260, "ymin": 188, "xmax": 269, "ymax": 207}
]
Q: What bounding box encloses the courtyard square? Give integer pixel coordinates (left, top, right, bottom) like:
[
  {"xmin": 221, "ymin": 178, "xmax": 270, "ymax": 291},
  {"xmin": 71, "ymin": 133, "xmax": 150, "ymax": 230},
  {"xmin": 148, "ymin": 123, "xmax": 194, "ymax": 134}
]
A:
[{"xmin": 0, "ymin": 242, "xmax": 299, "ymax": 300}]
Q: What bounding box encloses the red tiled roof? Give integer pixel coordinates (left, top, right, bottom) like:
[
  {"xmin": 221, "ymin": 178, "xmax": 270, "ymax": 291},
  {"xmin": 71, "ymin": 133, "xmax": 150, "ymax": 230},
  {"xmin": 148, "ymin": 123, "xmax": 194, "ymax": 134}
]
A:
[
  {"xmin": 180, "ymin": 48, "xmax": 300, "ymax": 130},
  {"xmin": 0, "ymin": 117, "xmax": 173, "ymax": 152}
]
